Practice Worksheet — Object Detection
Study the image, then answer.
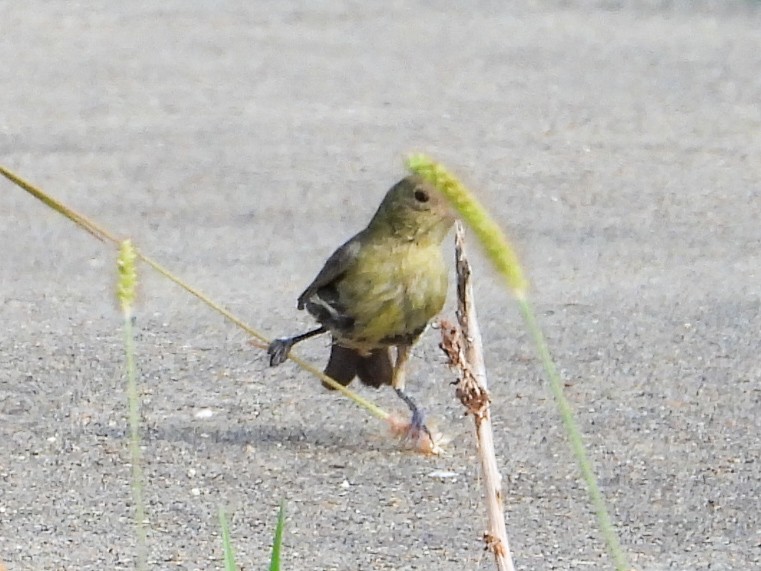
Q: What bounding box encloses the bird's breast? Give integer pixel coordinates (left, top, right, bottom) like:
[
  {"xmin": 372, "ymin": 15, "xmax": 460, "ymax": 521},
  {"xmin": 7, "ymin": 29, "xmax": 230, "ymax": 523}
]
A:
[{"xmin": 334, "ymin": 241, "xmax": 448, "ymax": 346}]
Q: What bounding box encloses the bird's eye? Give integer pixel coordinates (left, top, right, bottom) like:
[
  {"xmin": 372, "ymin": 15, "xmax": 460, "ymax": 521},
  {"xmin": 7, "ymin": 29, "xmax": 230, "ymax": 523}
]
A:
[{"xmin": 414, "ymin": 189, "xmax": 430, "ymax": 203}]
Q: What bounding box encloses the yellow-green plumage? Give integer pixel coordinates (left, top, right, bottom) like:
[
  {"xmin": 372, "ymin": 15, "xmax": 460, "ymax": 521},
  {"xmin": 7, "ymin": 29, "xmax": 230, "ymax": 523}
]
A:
[
  {"xmin": 280, "ymin": 174, "xmax": 455, "ymax": 390},
  {"xmin": 334, "ymin": 238, "xmax": 448, "ymax": 350}
]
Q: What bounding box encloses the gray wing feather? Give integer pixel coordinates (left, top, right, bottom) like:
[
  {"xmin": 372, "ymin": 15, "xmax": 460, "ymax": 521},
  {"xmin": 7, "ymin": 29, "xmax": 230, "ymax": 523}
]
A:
[{"xmin": 297, "ymin": 235, "xmax": 362, "ymax": 310}]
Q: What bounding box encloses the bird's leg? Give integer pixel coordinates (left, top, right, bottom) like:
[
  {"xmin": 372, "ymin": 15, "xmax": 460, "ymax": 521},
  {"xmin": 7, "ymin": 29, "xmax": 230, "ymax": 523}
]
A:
[
  {"xmin": 391, "ymin": 344, "xmax": 411, "ymax": 391},
  {"xmin": 267, "ymin": 326, "xmax": 327, "ymax": 366},
  {"xmin": 392, "ymin": 345, "xmax": 432, "ymax": 441}
]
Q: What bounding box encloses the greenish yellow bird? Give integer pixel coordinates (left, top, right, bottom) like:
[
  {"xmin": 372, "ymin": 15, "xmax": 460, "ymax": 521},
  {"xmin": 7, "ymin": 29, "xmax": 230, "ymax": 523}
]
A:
[{"xmin": 268, "ymin": 174, "xmax": 455, "ymax": 429}]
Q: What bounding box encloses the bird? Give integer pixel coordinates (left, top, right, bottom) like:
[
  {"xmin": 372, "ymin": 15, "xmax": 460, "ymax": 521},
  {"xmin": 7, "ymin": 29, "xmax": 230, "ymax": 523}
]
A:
[{"xmin": 267, "ymin": 174, "xmax": 455, "ymax": 433}]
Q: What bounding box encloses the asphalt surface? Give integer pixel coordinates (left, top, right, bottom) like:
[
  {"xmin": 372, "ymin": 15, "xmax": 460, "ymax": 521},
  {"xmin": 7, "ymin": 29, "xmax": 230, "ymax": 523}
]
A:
[{"xmin": 1, "ymin": 2, "xmax": 760, "ymax": 570}]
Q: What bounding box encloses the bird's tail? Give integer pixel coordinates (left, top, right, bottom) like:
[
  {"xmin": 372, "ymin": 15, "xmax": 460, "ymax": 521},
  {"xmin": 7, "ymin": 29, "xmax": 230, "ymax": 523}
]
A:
[{"xmin": 323, "ymin": 343, "xmax": 392, "ymax": 389}]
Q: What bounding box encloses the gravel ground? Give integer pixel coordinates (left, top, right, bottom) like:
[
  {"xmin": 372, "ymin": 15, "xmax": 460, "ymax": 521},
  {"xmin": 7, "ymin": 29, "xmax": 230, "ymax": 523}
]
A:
[{"xmin": 1, "ymin": 2, "xmax": 760, "ymax": 570}]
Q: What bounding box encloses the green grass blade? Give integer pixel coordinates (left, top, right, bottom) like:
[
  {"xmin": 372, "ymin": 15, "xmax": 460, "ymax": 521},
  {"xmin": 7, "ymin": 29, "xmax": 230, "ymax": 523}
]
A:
[
  {"xmin": 269, "ymin": 501, "xmax": 286, "ymax": 571},
  {"xmin": 518, "ymin": 297, "xmax": 629, "ymax": 571},
  {"xmin": 218, "ymin": 507, "xmax": 237, "ymax": 571}
]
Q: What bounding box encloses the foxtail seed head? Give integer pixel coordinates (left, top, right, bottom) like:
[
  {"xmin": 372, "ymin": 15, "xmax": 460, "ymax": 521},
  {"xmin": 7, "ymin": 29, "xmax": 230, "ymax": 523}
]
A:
[
  {"xmin": 117, "ymin": 239, "xmax": 138, "ymax": 313},
  {"xmin": 406, "ymin": 154, "xmax": 528, "ymax": 297}
]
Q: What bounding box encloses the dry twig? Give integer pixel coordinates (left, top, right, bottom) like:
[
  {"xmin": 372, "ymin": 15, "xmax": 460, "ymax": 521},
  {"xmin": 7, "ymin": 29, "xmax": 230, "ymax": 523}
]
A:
[{"xmin": 440, "ymin": 222, "xmax": 515, "ymax": 571}]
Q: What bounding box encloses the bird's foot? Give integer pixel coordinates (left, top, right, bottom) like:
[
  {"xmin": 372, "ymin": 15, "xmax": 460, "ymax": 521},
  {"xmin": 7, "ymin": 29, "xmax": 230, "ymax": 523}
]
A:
[
  {"xmin": 393, "ymin": 388, "xmax": 434, "ymax": 444},
  {"xmin": 267, "ymin": 337, "xmax": 294, "ymax": 367}
]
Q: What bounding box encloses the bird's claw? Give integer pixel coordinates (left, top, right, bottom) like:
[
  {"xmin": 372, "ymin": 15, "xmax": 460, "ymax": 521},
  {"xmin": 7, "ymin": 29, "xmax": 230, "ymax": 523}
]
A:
[
  {"xmin": 267, "ymin": 337, "xmax": 294, "ymax": 367},
  {"xmin": 394, "ymin": 388, "xmax": 433, "ymax": 443}
]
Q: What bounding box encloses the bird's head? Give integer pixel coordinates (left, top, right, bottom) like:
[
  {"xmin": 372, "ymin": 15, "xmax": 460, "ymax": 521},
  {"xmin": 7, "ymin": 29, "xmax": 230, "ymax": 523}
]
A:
[{"xmin": 368, "ymin": 175, "xmax": 455, "ymax": 244}]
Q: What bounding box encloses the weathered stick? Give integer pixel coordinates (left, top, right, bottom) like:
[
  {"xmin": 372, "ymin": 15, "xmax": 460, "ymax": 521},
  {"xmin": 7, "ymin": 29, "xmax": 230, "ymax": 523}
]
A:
[{"xmin": 440, "ymin": 222, "xmax": 515, "ymax": 571}]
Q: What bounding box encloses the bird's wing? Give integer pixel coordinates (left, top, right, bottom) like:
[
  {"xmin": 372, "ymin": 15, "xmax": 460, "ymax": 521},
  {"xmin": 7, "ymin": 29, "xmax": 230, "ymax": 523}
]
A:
[{"xmin": 297, "ymin": 235, "xmax": 362, "ymax": 310}]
